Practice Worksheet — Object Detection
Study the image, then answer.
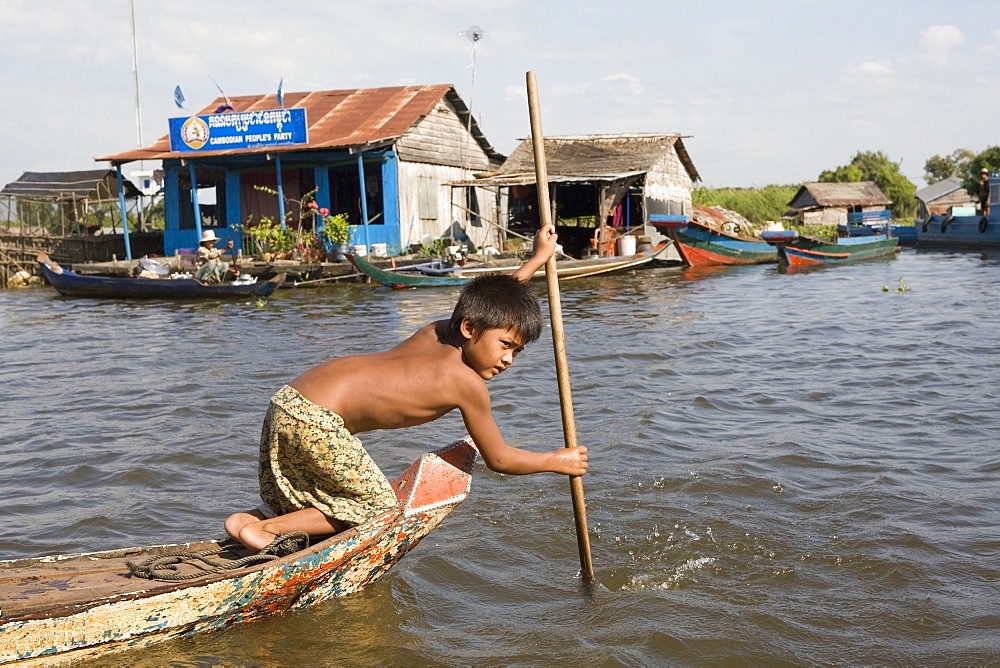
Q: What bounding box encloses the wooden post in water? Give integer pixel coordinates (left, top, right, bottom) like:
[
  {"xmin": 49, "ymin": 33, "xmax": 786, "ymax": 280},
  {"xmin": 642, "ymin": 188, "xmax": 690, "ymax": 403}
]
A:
[{"xmin": 525, "ymin": 70, "xmax": 596, "ymax": 584}]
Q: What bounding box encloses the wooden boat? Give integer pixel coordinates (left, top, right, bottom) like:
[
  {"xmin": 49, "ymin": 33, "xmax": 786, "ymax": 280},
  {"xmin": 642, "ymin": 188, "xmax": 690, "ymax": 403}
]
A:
[
  {"xmin": 652, "ymin": 219, "xmax": 777, "ymax": 267},
  {"xmin": 0, "ymin": 437, "xmax": 476, "ymax": 665},
  {"xmin": 37, "ymin": 254, "xmax": 285, "ymax": 299},
  {"xmin": 763, "ymin": 231, "xmax": 900, "ymax": 267},
  {"xmin": 349, "ymin": 240, "xmax": 671, "ymax": 289}
]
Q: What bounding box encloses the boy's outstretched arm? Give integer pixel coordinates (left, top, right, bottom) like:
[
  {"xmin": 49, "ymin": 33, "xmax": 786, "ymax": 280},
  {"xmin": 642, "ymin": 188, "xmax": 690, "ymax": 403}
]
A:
[
  {"xmin": 511, "ymin": 223, "xmax": 558, "ymax": 282},
  {"xmin": 460, "ymin": 384, "xmax": 588, "ymax": 476}
]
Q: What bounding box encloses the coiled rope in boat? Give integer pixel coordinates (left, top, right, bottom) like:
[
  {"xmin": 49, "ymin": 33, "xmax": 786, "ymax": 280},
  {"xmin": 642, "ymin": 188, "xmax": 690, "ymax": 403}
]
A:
[{"xmin": 126, "ymin": 532, "xmax": 309, "ymax": 581}]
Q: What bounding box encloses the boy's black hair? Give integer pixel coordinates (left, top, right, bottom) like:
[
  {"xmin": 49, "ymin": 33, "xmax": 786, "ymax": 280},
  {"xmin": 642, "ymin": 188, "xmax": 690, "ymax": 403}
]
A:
[{"xmin": 447, "ymin": 273, "xmax": 544, "ymax": 342}]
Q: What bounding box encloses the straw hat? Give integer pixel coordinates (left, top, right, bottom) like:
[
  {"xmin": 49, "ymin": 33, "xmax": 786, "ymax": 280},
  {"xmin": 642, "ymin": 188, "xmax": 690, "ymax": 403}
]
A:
[{"xmin": 199, "ymin": 230, "xmax": 220, "ymax": 245}]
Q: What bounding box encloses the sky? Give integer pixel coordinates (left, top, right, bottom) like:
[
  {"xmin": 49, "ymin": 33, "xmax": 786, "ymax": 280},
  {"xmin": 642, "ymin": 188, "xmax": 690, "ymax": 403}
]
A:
[{"xmin": 1, "ymin": 0, "xmax": 999, "ymax": 193}]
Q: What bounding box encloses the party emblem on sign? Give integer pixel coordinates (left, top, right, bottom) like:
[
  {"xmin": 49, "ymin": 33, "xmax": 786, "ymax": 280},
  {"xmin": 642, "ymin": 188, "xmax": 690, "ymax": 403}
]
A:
[{"xmin": 180, "ymin": 116, "xmax": 210, "ymax": 150}]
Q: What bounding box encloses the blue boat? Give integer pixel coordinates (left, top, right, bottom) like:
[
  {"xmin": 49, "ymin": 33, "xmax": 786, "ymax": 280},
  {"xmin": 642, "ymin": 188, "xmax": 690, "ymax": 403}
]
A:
[
  {"xmin": 37, "ymin": 254, "xmax": 285, "ymax": 300},
  {"xmin": 839, "ymin": 222, "xmax": 917, "ymax": 246},
  {"xmin": 917, "ymin": 174, "xmax": 1000, "ymax": 248},
  {"xmin": 917, "ymin": 210, "xmax": 1000, "ymax": 248}
]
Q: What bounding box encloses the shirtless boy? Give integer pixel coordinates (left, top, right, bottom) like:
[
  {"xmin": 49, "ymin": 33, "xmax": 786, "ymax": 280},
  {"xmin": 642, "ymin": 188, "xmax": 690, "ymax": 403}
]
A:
[{"xmin": 225, "ymin": 224, "xmax": 588, "ymax": 552}]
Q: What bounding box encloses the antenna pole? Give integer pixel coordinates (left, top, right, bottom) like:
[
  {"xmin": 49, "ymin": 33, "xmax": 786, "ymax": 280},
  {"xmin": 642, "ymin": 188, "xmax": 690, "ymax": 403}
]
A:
[
  {"xmin": 467, "ymin": 38, "xmax": 478, "ymax": 137},
  {"xmin": 129, "ymin": 0, "xmax": 143, "ymax": 149}
]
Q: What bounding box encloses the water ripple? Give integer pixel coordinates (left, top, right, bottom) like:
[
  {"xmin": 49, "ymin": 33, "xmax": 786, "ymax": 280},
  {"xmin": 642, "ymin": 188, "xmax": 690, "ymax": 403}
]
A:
[{"xmin": 2, "ymin": 250, "xmax": 999, "ymax": 664}]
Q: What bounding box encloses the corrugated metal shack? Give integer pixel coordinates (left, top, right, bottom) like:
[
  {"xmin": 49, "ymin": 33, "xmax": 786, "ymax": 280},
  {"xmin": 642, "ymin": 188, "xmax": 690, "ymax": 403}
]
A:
[
  {"xmin": 452, "ymin": 133, "xmax": 700, "ymax": 258},
  {"xmin": 787, "ymin": 182, "xmax": 891, "ymax": 226},
  {"xmin": 98, "ymin": 84, "xmax": 504, "ymax": 257},
  {"xmin": 915, "ymin": 177, "xmax": 975, "ymax": 219}
]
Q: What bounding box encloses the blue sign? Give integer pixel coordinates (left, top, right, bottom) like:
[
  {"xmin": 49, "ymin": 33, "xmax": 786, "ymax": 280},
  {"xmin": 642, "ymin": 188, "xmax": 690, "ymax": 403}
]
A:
[{"xmin": 168, "ymin": 108, "xmax": 308, "ymax": 153}]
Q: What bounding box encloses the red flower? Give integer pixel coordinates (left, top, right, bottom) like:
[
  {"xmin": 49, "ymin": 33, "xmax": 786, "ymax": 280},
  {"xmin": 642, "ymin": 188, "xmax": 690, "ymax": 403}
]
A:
[
  {"xmin": 307, "ymin": 201, "xmax": 318, "ymax": 210},
  {"xmin": 319, "ymin": 207, "xmax": 329, "ymax": 215}
]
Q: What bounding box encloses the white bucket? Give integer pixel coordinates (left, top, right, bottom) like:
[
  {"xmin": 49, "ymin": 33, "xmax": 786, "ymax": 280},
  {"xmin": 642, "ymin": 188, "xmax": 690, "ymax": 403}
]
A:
[
  {"xmin": 352, "ymin": 245, "xmax": 368, "ymax": 257},
  {"xmin": 371, "ymin": 243, "xmax": 388, "ymax": 257},
  {"xmin": 616, "ymin": 234, "xmax": 637, "ymax": 256}
]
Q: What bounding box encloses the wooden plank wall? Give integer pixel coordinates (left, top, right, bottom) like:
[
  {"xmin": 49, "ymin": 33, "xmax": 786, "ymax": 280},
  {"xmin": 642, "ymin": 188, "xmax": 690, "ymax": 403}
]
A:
[{"xmin": 394, "ymin": 98, "xmax": 502, "ymax": 251}]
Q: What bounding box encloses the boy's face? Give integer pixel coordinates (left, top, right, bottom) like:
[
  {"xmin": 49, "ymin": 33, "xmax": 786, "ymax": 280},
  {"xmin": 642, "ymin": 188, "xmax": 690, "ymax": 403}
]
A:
[{"xmin": 459, "ymin": 321, "xmax": 526, "ymax": 380}]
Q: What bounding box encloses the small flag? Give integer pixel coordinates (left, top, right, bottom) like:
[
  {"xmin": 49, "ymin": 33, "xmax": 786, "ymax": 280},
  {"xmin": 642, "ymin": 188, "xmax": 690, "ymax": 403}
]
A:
[
  {"xmin": 173, "ymin": 84, "xmax": 185, "ymax": 109},
  {"xmin": 277, "ymin": 77, "xmax": 284, "ymax": 108},
  {"xmin": 210, "ymin": 75, "xmax": 235, "ymax": 113}
]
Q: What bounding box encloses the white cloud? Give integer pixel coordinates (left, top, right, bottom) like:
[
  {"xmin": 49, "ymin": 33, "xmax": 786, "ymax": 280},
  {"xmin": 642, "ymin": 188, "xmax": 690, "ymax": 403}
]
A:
[
  {"xmin": 918, "ymin": 24, "xmax": 965, "ymax": 69},
  {"xmin": 853, "ymin": 59, "xmax": 894, "ymax": 77},
  {"xmin": 979, "ymin": 29, "xmax": 1000, "ymax": 55},
  {"xmin": 600, "ymin": 73, "xmax": 644, "ymax": 97}
]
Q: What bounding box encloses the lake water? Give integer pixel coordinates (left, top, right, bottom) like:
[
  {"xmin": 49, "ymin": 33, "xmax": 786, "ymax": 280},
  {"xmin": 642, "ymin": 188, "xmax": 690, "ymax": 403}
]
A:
[{"xmin": 1, "ymin": 247, "xmax": 997, "ymax": 665}]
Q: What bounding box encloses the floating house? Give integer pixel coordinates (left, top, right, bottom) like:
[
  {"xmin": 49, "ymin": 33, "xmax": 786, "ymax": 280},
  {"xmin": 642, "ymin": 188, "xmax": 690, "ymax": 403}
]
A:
[
  {"xmin": 98, "ymin": 84, "xmax": 504, "ymax": 258},
  {"xmin": 914, "ymin": 176, "xmax": 975, "ymax": 220},
  {"xmin": 787, "ymin": 181, "xmax": 892, "ymax": 226},
  {"xmin": 454, "ymin": 133, "xmax": 700, "ymax": 257}
]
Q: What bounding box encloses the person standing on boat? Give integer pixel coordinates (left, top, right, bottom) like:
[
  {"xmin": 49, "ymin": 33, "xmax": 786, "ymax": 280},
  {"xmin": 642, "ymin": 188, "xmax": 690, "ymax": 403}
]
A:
[
  {"xmin": 978, "ymin": 167, "xmax": 991, "ymax": 218},
  {"xmin": 195, "ymin": 230, "xmax": 233, "ymax": 283},
  {"xmin": 225, "ymin": 223, "xmax": 588, "ymax": 554}
]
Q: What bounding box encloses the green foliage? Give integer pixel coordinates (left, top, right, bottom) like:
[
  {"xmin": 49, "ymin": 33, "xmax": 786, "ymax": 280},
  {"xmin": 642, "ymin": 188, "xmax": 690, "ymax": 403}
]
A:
[
  {"xmin": 786, "ymin": 223, "xmax": 838, "ymax": 241},
  {"xmin": 142, "ymin": 198, "xmax": 166, "ymax": 231},
  {"xmin": 818, "ymin": 164, "xmax": 864, "ymax": 183},
  {"xmin": 691, "ymin": 185, "xmax": 798, "ymax": 226},
  {"xmin": 245, "ymin": 215, "xmax": 296, "ymax": 254},
  {"xmin": 924, "ymin": 149, "xmax": 974, "ymax": 185},
  {"xmin": 882, "ymin": 277, "xmax": 911, "ymax": 293},
  {"xmin": 317, "ymin": 212, "xmax": 350, "ymax": 244},
  {"xmin": 818, "ymin": 150, "xmax": 917, "ymax": 219},
  {"xmin": 963, "ymin": 146, "xmax": 1000, "ymax": 194}
]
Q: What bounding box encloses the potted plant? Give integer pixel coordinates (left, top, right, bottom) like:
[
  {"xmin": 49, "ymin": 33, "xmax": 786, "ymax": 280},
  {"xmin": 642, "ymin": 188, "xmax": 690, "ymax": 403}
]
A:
[
  {"xmin": 246, "ymin": 215, "xmax": 296, "ymax": 262},
  {"xmin": 317, "ymin": 211, "xmax": 352, "ymax": 261}
]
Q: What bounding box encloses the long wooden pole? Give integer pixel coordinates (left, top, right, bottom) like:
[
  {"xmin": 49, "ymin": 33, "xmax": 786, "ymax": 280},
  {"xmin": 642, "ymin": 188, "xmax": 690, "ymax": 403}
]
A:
[{"xmin": 526, "ymin": 70, "xmax": 595, "ymax": 583}]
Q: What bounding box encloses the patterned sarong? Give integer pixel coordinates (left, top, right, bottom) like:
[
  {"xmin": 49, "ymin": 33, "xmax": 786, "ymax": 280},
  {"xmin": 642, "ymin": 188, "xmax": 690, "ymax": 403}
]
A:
[{"xmin": 258, "ymin": 385, "xmax": 398, "ymax": 526}]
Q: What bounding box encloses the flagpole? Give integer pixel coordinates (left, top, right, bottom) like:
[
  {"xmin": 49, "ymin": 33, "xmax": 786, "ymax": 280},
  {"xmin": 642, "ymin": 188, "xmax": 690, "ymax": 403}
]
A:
[
  {"xmin": 274, "ymin": 77, "xmax": 287, "ymax": 231},
  {"xmin": 275, "ymin": 156, "xmax": 286, "ymax": 228}
]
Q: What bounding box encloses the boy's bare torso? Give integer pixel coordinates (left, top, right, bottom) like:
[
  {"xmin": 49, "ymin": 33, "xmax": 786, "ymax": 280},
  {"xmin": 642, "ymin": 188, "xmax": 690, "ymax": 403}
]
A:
[{"xmin": 290, "ymin": 320, "xmax": 472, "ymax": 435}]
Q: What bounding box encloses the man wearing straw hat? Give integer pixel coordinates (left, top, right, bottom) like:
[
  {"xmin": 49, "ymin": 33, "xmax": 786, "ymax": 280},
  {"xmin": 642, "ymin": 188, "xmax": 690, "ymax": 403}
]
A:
[
  {"xmin": 195, "ymin": 230, "xmax": 234, "ymax": 284},
  {"xmin": 978, "ymin": 167, "xmax": 991, "ymax": 218}
]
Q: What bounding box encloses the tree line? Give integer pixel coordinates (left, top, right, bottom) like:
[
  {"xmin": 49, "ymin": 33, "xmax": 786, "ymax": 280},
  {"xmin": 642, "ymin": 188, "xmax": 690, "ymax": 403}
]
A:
[{"xmin": 695, "ymin": 146, "xmax": 1000, "ymax": 225}]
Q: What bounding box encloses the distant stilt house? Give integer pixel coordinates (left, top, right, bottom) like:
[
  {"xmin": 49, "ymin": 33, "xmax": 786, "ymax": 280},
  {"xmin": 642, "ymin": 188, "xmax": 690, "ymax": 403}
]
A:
[
  {"xmin": 0, "ymin": 169, "xmax": 143, "ymax": 235},
  {"xmin": 452, "ymin": 133, "xmax": 700, "ymax": 258},
  {"xmin": 0, "ymin": 169, "xmax": 159, "ymax": 266},
  {"xmin": 787, "ymin": 182, "xmax": 892, "ymax": 226},
  {"xmin": 914, "ymin": 176, "xmax": 975, "ymax": 219},
  {"xmin": 97, "ymin": 84, "xmax": 504, "ymax": 258}
]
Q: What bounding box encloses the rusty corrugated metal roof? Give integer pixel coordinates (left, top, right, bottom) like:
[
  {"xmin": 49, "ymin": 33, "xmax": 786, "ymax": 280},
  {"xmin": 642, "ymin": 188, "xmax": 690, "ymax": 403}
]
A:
[{"xmin": 98, "ymin": 84, "xmax": 502, "ymax": 164}]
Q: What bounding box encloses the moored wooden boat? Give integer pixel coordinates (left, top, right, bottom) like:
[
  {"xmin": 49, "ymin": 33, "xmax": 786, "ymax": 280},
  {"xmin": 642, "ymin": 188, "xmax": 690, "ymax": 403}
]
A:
[
  {"xmin": 914, "ymin": 172, "xmax": 1000, "ymax": 248},
  {"xmin": 37, "ymin": 254, "xmax": 285, "ymax": 299},
  {"xmin": 763, "ymin": 232, "xmax": 900, "ymax": 268},
  {"xmin": 349, "ymin": 241, "xmax": 671, "ymax": 288},
  {"xmin": 0, "ymin": 438, "xmax": 477, "ymax": 665},
  {"xmin": 652, "ymin": 219, "xmax": 777, "ymax": 267}
]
